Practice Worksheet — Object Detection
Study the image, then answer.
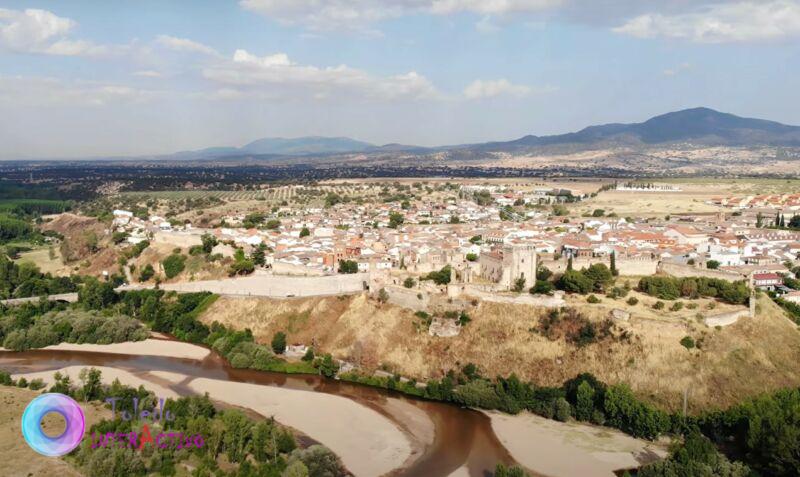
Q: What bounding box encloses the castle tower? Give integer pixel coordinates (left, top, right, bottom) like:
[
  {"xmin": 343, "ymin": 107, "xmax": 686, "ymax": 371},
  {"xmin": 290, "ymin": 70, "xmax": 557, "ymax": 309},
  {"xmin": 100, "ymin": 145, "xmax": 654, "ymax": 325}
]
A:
[{"xmin": 503, "ymin": 244, "xmax": 537, "ymax": 290}]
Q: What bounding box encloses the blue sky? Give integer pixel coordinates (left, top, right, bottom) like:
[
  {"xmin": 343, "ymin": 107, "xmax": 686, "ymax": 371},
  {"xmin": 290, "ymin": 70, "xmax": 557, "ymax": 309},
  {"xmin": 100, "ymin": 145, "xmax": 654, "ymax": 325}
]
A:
[{"xmin": 0, "ymin": 0, "xmax": 798, "ymax": 159}]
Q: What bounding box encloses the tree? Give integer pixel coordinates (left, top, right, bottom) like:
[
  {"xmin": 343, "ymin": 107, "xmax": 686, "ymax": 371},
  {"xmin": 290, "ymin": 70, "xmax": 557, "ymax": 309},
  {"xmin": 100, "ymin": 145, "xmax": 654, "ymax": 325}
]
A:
[
  {"xmin": 388, "ymin": 211, "xmax": 404, "ymax": 229},
  {"xmin": 465, "ymin": 253, "xmax": 478, "ymax": 262},
  {"xmin": 531, "ymin": 280, "xmax": 553, "ymax": 295},
  {"xmin": 790, "ymin": 215, "xmax": 800, "ymax": 229},
  {"xmin": 288, "ymin": 445, "xmax": 343, "ymax": 477},
  {"xmin": 338, "ymin": 260, "xmax": 358, "ymax": 274},
  {"xmin": 575, "ymin": 381, "xmax": 596, "ymax": 421},
  {"xmin": 558, "ymin": 270, "xmax": 593, "ymax": 294},
  {"xmin": 403, "ymin": 277, "xmax": 415, "ymax": 288},
  {"xmin": 584, "ymin": 263, "xmax": 613, "ymax": 291},
  {"xmin": 78, "ymin": 278, "xmax": 117, "ymax": 310},
  {"xmin": 317, "ymin": 354, "xmax": 339, "ymax": 378},
  {"xmin": 201, "ymin": 233, "xmax": 218, "ymax": 254},
  {"xmin": 706, "ymin": 260, "xmax": 720, "ymax": 270},
  {"xmin": 377, "ymin": 288, "xmax": 389, "ymax": 303},
  {"xmin": 252, "ymin": 245, "xmax": 266, "ymax": 267},
  {"xmin": 592, "ymin": 209, "xmax": 605, "ymax": 217},
  {"xmin": 271, "ymin": 331, "xmax": 287, "ymax": 354},
  {"xmin": 512, "ymin": 277, "xmax": 526, "ymax": 293},
  {"xmin": 536, "ymin": 265, "xmax": 553, "ymax": 281},
  {"xmin": 299, "ymin": 227, "xmax": 310, "ymax": 238},
  {"xmin": 757, "ymin": 212, "xmax": 764, "ymax": 228},
  {"xmin": 567, "ymin": 256, "xmax": 573, "ymax": 271},
  {"xmin": 265, "ymin": 219, "xmax": 281, "ymax": 230},
  {"xmin": 139, "ymin": 264, "xmax": 155, "ymax": 282},
  {"xmin": 78, "ymin": 367, "xmax": 102, "ymax": 402},
  {"xmin": 162, "ymin": 254, "xmax": 186, "ymax": 279}
]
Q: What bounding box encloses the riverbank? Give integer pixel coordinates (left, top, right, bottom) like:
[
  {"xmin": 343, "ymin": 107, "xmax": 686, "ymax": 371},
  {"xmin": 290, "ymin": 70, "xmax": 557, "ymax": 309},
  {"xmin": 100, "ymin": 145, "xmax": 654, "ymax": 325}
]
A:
[
  {"xmin": 487, "ymin": 411, "xmax": 669, "ymax": 477},
  {"xmin": 0, "ymin": 338, "xmax": 211, "ymax": 360}
]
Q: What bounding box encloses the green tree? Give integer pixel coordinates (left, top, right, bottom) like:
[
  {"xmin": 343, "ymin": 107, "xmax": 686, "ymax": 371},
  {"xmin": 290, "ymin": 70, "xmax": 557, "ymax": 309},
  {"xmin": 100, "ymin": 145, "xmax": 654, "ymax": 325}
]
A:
[
  {"xmin": 201, "ymin": 233, "xmax": 218, "ymax": 254},
  {"xmin": 271, "ymin": 331, "xmax": 287, "ymax": 354},
  {"xmin": 706, "ymin": 260, "xmax": 720, "ymax": 269},
  {"xmin": 575, "ymin": 381, "xmax": 595, "ymax": 421},
  {"xmin": 162, "ymin": 254, "xmax": 186, "ymax": 279},
  {"xmin": 299, "ymin": 227, "xmax": 310, "ymax": 238},
  {"xmin": 338, "ymin": 260, "xmax": 358, "ymax": 274},
  {"xmin": 403, "ymin": 277, "xmax": 416, "ymax": 288},
  {"xmin": 512, "ymin": 276, "xmax": 527, "ymax": 293},
  {"xmin": 388, "ymin": 211, "xmax": 404, "ymax": 229}
]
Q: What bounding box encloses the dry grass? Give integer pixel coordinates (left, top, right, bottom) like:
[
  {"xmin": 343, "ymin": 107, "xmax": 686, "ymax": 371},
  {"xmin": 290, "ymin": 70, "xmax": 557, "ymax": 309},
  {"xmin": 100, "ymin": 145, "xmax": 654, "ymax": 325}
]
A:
[
  {"xmin": 15, "ymin": 246, "xmax": 68, "ymax": 275},
  {"xmin": 0, "ymin": 385, "xmax": 108, "ymax": 477},
  {"xmin": 201, "ymin": 292, "xmax": 800, "ymax": 414}
]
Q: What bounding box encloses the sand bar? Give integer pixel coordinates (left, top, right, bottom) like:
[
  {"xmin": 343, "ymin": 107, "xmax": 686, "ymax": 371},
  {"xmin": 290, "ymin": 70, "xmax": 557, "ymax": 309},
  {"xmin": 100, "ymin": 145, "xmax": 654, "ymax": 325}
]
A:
[
  {"xmin": 188, "ymin": 377, "xmax": 413, "ymax": 477},
  {"xmin": 38, "ymin": 339, "xmax": 210, "ymax": 360},
  {"xmin": 487, "ymin": 411, "xmax": 668, "ymax": 477}
]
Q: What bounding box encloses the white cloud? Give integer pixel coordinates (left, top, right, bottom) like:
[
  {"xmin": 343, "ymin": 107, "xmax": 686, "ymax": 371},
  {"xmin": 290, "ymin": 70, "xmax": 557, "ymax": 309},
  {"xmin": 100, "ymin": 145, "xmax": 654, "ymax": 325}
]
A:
[
  {"xmin": 203, "ymin": 49, "xmax": 439, "ymax": 101},
  {"xmin": 463, "ymin": 79, "xmax": 533, "ymax": 99},
  {"xmin": 0, "ymin": 75, "xmax": 160, "ymax": 107},
  {"xmin": 0, "ymin": 8, "xmax": 114, "ymax": 56},
  {"xmin": 134, "ymin": 70, "xmax": 163, "ymax": 78},
  {"xmin": 239, "ymin": 0, "xmax": 562, "ymax": 31},
  {"xmin": 156, "ymin": 35, "xmax": 219, "ymax": 56},
  {"xmin": 613, "ymin": 1, "xmax": 800, "ymax": 43}
]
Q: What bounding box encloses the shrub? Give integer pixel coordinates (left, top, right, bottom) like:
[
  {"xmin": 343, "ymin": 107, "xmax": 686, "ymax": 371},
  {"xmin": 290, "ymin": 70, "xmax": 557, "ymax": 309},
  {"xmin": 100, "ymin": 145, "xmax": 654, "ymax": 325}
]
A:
[
  {"xmin": 653, "ymin": 301, "xmax": 665, "ymax": 310},
  {"xmin": 531, "ymin": 280, "xmax": 554, "ymax": 295},
  {"xmin": 707, "ymin": 260, "xmax": 720, "ymax": 269},
  {"xmin": 670, "ymin": 301, "xmax": 684, "ymax": 312},
  {"xmin": 403, "ymin": 277, "xmax": 415, "ymax": 288},
  {"xmin": 626, "ymin": 297, "xmax": 639, "ymax": 306},
  {"xmin": 680, "ymin": 336, "xmax": 695, "ymax": 349},
  {"xmin": 161, "ymin": 254, "xmax": 186, "ymax": 279},
  {"xmin": 587, "ymin": 295, "xmax": 601, "ymax": 304}
]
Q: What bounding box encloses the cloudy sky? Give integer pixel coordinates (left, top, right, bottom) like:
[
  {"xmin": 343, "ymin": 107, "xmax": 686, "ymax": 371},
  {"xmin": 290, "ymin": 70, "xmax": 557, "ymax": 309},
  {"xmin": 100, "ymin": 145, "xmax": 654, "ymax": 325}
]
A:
[{"xmin": 0, "ymin": 0, "xmax": 799, "ymax": 159}]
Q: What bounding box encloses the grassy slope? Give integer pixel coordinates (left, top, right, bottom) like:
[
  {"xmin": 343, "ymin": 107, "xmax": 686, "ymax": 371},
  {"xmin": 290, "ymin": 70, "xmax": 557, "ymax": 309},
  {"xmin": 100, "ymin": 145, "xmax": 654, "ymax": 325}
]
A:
[
  {"xmin": 0, "ymin": 386, "xmax": 108, "ymax": 477},
  {"xmin": 199, "ymin": 292, "xmax": 800, "ymax": 414}
]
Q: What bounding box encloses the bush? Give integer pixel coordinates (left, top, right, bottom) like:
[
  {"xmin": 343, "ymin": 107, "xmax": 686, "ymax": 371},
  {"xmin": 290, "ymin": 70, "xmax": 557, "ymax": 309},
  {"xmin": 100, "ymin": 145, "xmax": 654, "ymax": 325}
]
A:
[
  {"xmin": 626, "ymin": 297, "xmax": 639, "ymax": 306},
  {"xmin": 465, "ymin": 253, "xmax": 478, "ymax": 262},
  {"xmin": 403, "ymin": 277, "xmax": 415, "ymax": 288},
  {"xmin": 338, "ymin": 260, "xmax": 358, "ymax": 274},
  {"xmin": 670, "ymin": 301, "xmax": 684, "ymax": 312},
  {"xmin": 587, "ymin": 294, "xmax": 601, "ymax": 304},
  {"xmin": 161, "ymin": 254, "xmax": 186, "ymax": 279},
  {"xmin": 707, "ymin": 260, "xmax": 720, "ymax": 269},
  {"xmin": 680, "ymin": 336, "xmax": 695, "ymax": 349},
  {"xmin": 531, "ymin": 280, "xmax": 554, "ymax": 295},
  {"xmin": 653, "ymin": 301, "xmax": 665, "ymax": 310},
  {"xmin": 28, "ymin": 378, "xmax": 46, "ymax": 390}
]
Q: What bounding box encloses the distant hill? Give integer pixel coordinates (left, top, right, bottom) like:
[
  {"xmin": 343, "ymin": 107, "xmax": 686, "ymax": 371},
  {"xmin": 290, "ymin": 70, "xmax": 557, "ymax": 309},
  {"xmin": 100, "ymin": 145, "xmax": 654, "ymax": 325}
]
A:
[
  {"xmin": 241, "ymin": 136, "xmax": 375, "ymax": 155},
  {"xmin": 152, "ymin": 108, "xmax": 799, "ymax": 164},
  {"xmin": 467, "ymin": 108, "xmax": 800, "ymax": 153},
  {"xmin": 164, "ymin": 136, "xmax": 375, "ymax": 161}
]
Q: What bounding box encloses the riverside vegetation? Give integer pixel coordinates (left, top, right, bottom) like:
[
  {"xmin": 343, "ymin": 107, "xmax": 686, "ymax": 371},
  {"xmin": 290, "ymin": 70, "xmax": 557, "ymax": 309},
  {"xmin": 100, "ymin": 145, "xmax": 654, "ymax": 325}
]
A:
[
  {"xmin": 0, "ymin": 368, "xmax": 345, "ymax": 477},
  {"xmin": 3, "ymin": 279, "xmax": 800, "ymax": 475}
]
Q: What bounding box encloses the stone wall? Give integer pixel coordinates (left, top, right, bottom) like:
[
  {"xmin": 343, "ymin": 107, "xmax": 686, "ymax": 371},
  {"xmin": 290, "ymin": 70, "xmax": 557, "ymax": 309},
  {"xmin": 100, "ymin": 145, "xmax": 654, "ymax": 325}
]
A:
[
  {"xmin": 159, "ymin": 272, "xmax": 369, "ymax": 297},
  {"xmin": 542, "ymin": 258, "xmax": 658, "ymax": 276},
  {"xmin": 659, "ymin": 262, "xmax": 744, "ymax": 281}
]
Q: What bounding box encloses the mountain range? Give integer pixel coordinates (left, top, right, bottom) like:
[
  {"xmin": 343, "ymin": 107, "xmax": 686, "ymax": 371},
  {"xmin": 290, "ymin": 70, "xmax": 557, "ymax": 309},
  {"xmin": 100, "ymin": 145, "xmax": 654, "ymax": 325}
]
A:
[{"xmin": 161, "ymin": 107, "xmax": 800, "ymax": 162}]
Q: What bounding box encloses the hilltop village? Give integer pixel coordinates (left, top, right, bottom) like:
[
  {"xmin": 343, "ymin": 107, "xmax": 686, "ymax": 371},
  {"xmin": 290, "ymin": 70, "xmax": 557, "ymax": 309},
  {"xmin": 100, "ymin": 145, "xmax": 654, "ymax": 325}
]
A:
[{"xmin": 105, "ymin": 182, "xmax": 800, "ymax": 301}]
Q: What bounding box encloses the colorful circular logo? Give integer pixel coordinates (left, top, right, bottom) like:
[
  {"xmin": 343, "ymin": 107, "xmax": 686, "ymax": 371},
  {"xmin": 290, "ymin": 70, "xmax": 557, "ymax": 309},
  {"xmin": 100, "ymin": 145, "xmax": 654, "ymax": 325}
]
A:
[{"xmin": 21, "ymin": 393, "xmax": 86, "ymax": 457}]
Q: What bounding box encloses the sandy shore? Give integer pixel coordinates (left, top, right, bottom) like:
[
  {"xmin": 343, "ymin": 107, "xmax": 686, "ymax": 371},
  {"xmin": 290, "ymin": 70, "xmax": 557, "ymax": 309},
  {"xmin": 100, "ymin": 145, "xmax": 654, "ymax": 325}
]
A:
[
  {"xmin": 12, "ymin": 362, "xmax": 414, "ymax": 477},
  {"xmin": 36, "ymin": 339, "xmax": 210, "ymax": 360},
  {"xmin": 487, "ymin": 411, "xmax": 668, "ymax": 477},
  {"xmin": 14, "ymin": 365, "xmax": 178, "ymax": 399},
  {"xmin": 188, "ymin": 377, "xmax": 413, "ymax": 477}
]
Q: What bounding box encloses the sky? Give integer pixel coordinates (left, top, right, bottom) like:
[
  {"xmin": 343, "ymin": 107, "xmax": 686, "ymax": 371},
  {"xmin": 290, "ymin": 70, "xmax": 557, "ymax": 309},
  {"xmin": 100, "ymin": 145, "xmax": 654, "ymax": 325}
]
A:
[{"xmin": 0, "ymin": 0, "xmax": 799, "ymax": 159}]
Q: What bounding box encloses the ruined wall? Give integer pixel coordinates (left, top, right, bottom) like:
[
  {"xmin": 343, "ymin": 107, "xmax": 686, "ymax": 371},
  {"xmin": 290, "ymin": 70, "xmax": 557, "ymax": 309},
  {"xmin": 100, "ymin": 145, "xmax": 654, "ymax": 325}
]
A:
[
  {"xmin": 659, "ymin": 262, "xmax": 744, "ymax": 281},
  {"xmin": 542, "ymin": 258, "xmax": 658, "ymax": 276}
]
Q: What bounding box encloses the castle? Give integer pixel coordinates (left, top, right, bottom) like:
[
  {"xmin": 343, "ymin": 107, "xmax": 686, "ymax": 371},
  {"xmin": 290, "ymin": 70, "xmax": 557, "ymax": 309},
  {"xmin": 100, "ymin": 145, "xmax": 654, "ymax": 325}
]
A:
[{"xmin": 479, "ymin": 244, "xmax": 537, "ymax": 290}]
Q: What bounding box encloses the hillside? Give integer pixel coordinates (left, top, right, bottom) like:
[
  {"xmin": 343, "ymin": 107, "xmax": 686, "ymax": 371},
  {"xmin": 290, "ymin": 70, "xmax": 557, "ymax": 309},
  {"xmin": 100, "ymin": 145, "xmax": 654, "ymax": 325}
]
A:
[
  {"xmin": 468, "ymin": 108, "xmax": 800, "ymax": 153},
  {"xmin": 199, "ymin": 292, "xmax": 800, "ymax": 413}
]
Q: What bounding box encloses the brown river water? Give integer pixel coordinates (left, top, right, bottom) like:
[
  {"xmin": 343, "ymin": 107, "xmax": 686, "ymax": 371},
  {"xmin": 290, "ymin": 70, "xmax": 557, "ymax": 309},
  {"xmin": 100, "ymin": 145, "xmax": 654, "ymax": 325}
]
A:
[{"xmin": 0, "ymin": 348, "xmax": 518, "ymax": 477}]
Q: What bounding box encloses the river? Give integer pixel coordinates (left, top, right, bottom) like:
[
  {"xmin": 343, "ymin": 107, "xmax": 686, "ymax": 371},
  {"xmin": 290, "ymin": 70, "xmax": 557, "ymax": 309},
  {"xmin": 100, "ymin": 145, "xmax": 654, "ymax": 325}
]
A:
[{"xmin": 0, "ymin": 347, "xmax": 517, "ymax": 477}]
